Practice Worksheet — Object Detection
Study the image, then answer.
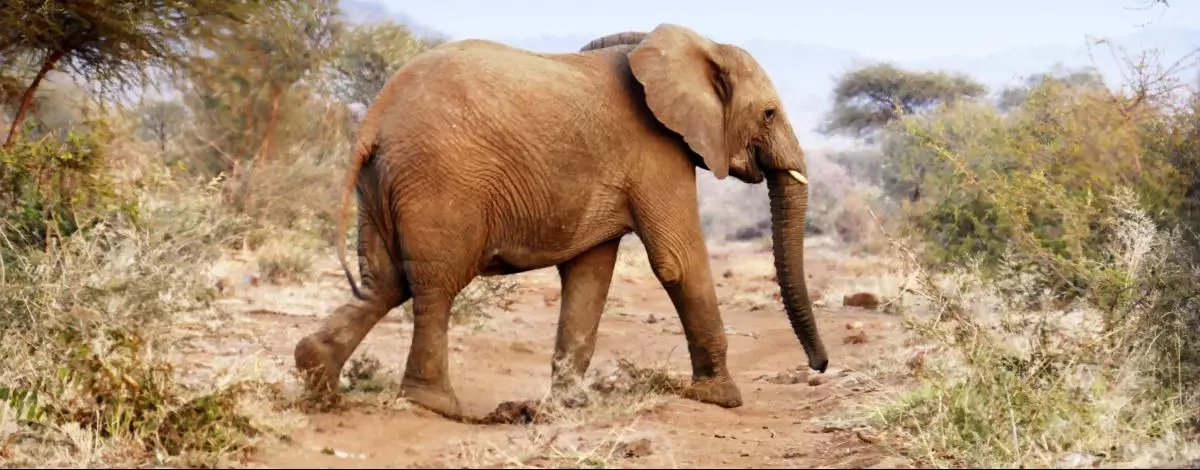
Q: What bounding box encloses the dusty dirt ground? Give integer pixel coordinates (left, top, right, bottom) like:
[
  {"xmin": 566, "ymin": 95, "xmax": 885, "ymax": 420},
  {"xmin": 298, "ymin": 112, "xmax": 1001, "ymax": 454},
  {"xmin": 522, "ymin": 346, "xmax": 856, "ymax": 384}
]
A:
[{"xmin": 192, "ymin": 235, "xmax": 917, "ymax": 469}]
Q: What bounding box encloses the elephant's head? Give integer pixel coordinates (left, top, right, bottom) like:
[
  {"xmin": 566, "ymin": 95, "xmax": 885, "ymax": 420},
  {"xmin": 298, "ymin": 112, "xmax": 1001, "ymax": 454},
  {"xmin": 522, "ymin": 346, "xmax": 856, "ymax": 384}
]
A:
[{"xmin": 603, "ymin": 24, "xmax": 829, "ymax": 372}]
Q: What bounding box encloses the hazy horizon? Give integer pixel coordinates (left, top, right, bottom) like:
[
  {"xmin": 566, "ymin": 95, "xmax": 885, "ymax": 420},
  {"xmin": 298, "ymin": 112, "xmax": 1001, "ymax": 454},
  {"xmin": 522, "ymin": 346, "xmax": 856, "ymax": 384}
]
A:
[{"xmin": 378, "ymin": 0, "xmax": 1199, "ymax": 61}]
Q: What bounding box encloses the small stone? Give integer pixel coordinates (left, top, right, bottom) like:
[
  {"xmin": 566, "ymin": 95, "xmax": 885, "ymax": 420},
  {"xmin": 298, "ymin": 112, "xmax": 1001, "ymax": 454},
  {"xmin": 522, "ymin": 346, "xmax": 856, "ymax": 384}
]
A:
[
  {"xmin": 1057, "ymin": 453, "xmax": 1097, "ymax": 468},
  {"xmin": 845, "ymin": 321, "xmax": 864, "ymax": 330},
  {"xmin": 855, "ymin": 429, "xmax": 881, "ymax": 444},
  {"xmin": 722, "ymin": 269, "xmax": 734, "ymax": 279},
  {"xmin": 543, "ymin": 290, "xmax": 560, "ymax": 306},
  {"xmin": 842, "ymin": 330, "xmax": 869, "ymax": 345},
  {"xmin": 646, "ymin": 314, "xmax": 658, "ymax": 324},
  {"xmin": 617, "ymin": 438, "xmax": 653, "ymax": 458},
  {"xmin": 842, "ymin": 292, "xmax": 881, "ymax": 310}
]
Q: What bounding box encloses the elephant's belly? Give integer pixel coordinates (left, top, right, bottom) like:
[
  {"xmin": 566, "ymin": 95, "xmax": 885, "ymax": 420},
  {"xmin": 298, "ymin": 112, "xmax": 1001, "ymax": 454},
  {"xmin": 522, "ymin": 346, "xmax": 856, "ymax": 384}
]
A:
[{"xmin": 478, "ymin": 228, "xmax": 632, "ymax": 276}]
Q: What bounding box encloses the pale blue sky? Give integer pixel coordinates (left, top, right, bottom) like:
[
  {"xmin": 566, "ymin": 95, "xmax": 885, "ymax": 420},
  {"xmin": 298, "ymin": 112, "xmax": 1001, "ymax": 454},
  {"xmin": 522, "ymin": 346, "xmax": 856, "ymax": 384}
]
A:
[{"xmin": 381, "ymin": 0, "xmax": 1198, "ymax": 61}]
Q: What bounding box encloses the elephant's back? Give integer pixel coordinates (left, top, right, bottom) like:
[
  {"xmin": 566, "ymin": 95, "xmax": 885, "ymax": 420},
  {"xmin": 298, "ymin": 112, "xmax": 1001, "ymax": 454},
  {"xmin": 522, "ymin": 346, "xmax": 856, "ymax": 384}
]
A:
[
  {"xmin": 384, "ymin": 39, "xmax": 613, "ymax": 117},
  {"xmin": 372, "ymin": 39, "xmax": 641, "ymax": 167},
  {"xmin": 368, "ymin": 40, "xmax": 642, "ymax": 256}
]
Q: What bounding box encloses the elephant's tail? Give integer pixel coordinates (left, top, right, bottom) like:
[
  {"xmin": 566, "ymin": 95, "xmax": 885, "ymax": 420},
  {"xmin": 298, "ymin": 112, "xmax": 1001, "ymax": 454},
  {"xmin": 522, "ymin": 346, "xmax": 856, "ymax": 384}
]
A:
[{"xmin": 335, "ymin": 129, "xmax": 379, "ymax": 301}]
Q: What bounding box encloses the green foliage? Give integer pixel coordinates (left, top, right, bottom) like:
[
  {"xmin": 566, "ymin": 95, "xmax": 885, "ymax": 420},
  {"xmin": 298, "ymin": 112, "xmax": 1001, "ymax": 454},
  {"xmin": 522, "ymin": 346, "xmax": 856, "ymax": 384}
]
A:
[
  {"xmin": 325, "ymin": 21, "xmax": 442, "ymax": 107},
  {"xmin": 867, "ymin": 60, "xmax": 1200, "ymax": 467},
  {"xmin": 998, "ymin": 64, "xmax": 1107, "ymax": 111},
  {"xmin": 0, "ymin": 165, "xmax": 270, "ymax": 464},
  {"xmin": 890, "ymin": 76, "xmax": 1191, "ymax": 305},
  {"xmin": 135, "ymin": 99, "xmax": 189, "ymax": 153},
  {"xmin": 449, "ymin": 277, "xmax": 521, "ymax": 324},
  {"xmin": 823, "ymin": 62, "xmax": 987, "ymax": 140},
  {"xmin": 180, "ymin": 0, "xmax": 341, "ymax": 173},
  {"xmin": 0, "ymin": 119, "xmax": 138, "ymax": 252},
  {"xmin": 0, "ymin": 0, "xmax": 255, "ymax": 91},
  {"xmin": 873, "ymin": 195, "xmax": 1197, "ymax": 467}
]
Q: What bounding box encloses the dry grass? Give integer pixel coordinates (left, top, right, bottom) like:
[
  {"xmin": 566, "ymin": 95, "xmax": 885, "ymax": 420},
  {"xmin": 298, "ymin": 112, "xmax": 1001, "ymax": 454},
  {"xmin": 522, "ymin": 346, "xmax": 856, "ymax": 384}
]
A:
[
  {"xmin": 425, "ymin": 356, "xmax": 685, "ymax": 468},
  {"xmin": 859, "ymin": 195, "xmax": 1200, "ymax": 468},
  {"xmin": 254, "ymin": 232, "xmax": 320, "ymax": 285},
  {"xmin": 0, "ymin": 175, "xmax": 307, "ymax": 468}
]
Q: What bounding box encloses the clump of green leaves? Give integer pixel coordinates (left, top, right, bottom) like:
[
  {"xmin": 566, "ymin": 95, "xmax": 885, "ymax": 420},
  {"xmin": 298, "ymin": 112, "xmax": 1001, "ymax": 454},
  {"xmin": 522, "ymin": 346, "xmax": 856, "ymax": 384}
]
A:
[
  {"xmin": 868, "ymin": 66, "xmax": 1200, "ymax": 468},
  {"xmin": 0, "ymin": 121, "xmax": 137, "ymax": 252},
  {"xmin": 891, "ymin": 76, "xmax": 1191, "ymax": 307}
]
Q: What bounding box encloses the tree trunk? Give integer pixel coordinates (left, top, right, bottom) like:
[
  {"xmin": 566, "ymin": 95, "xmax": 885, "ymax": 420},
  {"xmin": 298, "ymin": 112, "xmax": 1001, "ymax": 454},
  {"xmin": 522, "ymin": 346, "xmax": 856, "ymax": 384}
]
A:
[
  {"xmin": 241, "ymin": 83, "xmax": 284, "ymax": 216},
  {"xmin": 3, "ymin": 50, "xmax": 65, "ymax": 151},
  {"xmin": 253, "ymin": 82, "xmax": 283, "ymax": 165}
]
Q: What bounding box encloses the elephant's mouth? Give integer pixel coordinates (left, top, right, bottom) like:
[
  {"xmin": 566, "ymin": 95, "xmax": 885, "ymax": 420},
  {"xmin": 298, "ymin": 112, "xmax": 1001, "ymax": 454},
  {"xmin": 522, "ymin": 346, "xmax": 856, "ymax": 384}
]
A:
[{"xmin": 739, "ymin": 145, "xmax": 767, "ymax": 184}]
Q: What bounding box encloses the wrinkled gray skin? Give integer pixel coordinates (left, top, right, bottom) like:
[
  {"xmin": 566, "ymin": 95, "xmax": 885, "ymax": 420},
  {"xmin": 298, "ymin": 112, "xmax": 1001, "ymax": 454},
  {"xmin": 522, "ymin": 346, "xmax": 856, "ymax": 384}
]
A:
[{"xmin": 293, "ymin": 23, "xmax": 829, "ymax": 420}]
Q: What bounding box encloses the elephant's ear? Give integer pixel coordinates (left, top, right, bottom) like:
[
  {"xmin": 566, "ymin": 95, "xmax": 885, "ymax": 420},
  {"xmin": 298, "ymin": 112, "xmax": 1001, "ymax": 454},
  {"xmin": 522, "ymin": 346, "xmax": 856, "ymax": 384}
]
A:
[{"xmin": 628, "ymin": 23, "xmax": 733, "ymax": 179}]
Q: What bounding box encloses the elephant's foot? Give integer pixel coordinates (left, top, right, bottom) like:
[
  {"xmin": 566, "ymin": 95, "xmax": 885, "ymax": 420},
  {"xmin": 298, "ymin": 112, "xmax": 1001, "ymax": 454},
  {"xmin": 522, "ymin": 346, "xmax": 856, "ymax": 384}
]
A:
[
  {"xmin": 295, "ymin": 334, "xmax": 344, "ymax": 409},
  {"xmin": 400, "ymin": 378, "xmax": 463, "ymax": 419},
  {"xmin": 549, "ymin": 385, "xmax": 591, "ymax": 409},
  {"xmin": 682, "ymin": 376, "xmax": 743, "ymax": 408}
]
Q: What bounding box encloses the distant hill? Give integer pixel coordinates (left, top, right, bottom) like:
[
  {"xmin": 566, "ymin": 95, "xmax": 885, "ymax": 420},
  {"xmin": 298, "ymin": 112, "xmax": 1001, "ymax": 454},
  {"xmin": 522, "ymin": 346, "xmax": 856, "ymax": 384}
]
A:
[
  {"xmin": 906, "ymin": 27, "xmax": 1200, "ymax": 93},
  {"xmin": 340, "ymin": 1, "xmax": 1198, "ymax": 146}
]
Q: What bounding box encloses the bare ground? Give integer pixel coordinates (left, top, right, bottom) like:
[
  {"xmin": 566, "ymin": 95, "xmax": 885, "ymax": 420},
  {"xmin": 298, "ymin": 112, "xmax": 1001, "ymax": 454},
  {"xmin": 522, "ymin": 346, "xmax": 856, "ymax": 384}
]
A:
[{"xmin": 191, "ymin": 236, "xmax": 917, "ymax": 469}]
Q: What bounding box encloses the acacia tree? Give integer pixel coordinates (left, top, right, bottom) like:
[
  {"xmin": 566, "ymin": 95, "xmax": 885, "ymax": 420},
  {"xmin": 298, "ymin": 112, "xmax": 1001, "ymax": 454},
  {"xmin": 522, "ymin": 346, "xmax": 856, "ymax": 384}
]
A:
[
  {"xmin": 998, "ymin": 65, "xmax": 1107, "ymax": 111},
  {"xmin": 183, "ymin": 0, "xmax": 339, "ymax": 171},
  {"xmin": 325, "ymin": 21, "xmax": 444, "ymax": 110},
  {"xmin": 0, "ymin": 0, "xmax": 255, "ymax": 150},
  {"xmin": 823, "ymin": 63, "xmax": 986, "ymax": 202},
  {"xmin": 822, "ymin": 63, "xmax": 986, "ymax": 141}
]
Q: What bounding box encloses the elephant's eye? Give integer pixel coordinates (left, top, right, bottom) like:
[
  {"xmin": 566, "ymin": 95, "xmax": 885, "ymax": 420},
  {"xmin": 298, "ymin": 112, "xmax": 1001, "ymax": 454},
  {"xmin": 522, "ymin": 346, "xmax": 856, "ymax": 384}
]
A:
[{"xmin": 763, "ymin": 108, "xmax": 777, "ymax": 122}]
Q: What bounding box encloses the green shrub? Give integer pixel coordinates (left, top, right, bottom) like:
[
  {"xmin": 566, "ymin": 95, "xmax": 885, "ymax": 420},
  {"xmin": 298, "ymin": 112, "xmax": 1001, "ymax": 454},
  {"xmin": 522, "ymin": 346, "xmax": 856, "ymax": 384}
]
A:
[
  {"xmin": 870, "ymin": 74, "xmax": 1200, "ymax": 467},
  {"xmin": 889, "ymin": 77, "xmax": 1192, "ymax": 306},
  {"xmin": 0, "ymin": 121, "xmax": 138, "ymax": 253}
]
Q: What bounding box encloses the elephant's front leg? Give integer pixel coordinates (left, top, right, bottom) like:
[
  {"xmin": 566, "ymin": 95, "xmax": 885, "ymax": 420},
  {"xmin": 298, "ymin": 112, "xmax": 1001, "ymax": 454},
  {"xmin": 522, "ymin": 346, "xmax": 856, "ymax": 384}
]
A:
[
  {"xmin": 550, "ymin": 237, "xmax": 622, "ymax": 407},
  {"xmin": 633, "ymin": 195, "xmax": 742, "ymax": 408}
]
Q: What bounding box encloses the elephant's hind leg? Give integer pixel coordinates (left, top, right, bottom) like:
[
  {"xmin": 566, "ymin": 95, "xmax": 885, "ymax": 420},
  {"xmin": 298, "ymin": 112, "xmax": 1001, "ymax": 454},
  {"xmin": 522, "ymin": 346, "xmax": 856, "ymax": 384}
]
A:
[
  {"xmin": 398, "ymin": 238, "xmax": 486, "ymax": 419},
  {"xmin": 295, "ymin": 214, "xmax": 408, "ymax": 405},
  {"xmin": 550, "ymin": 237, "xmax": 621, "ymax": 408}
]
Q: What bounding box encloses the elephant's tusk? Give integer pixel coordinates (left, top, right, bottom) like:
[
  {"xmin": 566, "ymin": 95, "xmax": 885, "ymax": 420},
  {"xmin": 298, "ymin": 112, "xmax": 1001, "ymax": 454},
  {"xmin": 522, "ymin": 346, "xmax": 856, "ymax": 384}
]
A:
[{"xmin": 788, "ymin": 170, "xmax": 809, "ymax": 185}]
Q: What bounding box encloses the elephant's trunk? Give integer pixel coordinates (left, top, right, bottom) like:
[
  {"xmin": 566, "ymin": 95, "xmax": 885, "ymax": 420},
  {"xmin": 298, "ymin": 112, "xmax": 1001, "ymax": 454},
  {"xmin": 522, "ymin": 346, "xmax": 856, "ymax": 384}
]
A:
[{"xmin": 767, "ymin": 170, "xmax": 829, "ymax": 372}]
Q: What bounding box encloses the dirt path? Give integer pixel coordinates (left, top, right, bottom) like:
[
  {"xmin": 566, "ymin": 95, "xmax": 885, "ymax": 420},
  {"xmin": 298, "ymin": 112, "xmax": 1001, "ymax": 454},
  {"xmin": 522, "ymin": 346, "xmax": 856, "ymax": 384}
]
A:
[{"xmin": 198, "ymin": 237, "xmax": 914, "ymax": 468}]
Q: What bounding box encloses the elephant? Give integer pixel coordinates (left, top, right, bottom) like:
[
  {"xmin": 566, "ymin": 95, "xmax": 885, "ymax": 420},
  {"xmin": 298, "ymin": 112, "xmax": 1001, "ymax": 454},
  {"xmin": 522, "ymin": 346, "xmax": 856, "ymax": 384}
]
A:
[{"xmin": 293, "ymin": 23, "xmax": 830, "ymax": 419}]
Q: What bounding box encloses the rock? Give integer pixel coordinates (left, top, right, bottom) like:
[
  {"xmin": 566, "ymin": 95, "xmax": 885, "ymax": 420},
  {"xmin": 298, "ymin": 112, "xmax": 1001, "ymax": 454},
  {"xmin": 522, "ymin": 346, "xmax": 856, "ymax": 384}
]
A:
[
  {"xmin": 722, "ymin": 269, "xmax": 734, "ymax": 279},
  {"xmin": 1057, "ymin": 453, "xmax": 1097, "ymax": 469},
  {"xmin": 480, "ymin": 400, "xmax": 546, "ymax": 425},
  {"xmin": 843, "ymin": 292, "xmax": 881, "ymax": 310},
  {"xmin": 855, "ymin": 429, "xmax": 881, "ymax": 444},
  {"xmin": 543, "ymin": 290, "xmax": 560, "ymax": 306},
  {"xmin": 761, "ymin": 370, "xmax": 806, "ymax": 384},
  {"xmin": 215, "ymin": 277, "xmax": 232, "ymax": 295},
  {"xmin": 616, "ymin": 438, "xmax": 653, "ymax": 458},
  {"xmin": 845, "ymin": 321, "xmax": 864, "ymax": 330},
  {"xmin": 842, "ymin": 330, "xmax": 869, "ymax": 345}
]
